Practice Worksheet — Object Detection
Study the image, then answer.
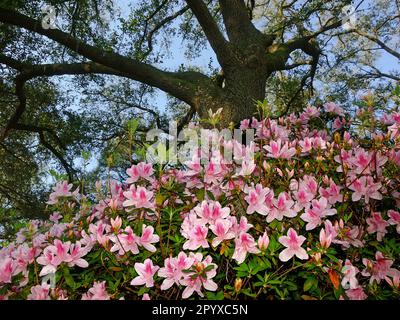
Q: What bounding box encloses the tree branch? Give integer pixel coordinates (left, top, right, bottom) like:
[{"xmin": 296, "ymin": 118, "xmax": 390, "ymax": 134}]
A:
[
  {"xmin": 38, "ymin": 131, "xmax": 75, "ymax": 182},
  {"xmin": 218, "ymin": 0, "xmax": 272, "ymax": 47},
  {"xmin": 351, "ymin": 29, "xmax": 400, "ymax": 60},
  {"xmin": 0, "ymin": 54, "xmax": 129, "ymax": 141},
  {"xmin": 185, "ymin": 0, "xmax": 232, "ymax": 66},
  {"xmin": 0, "ymin": 8, "xmax": 207, "ymax": 105}
]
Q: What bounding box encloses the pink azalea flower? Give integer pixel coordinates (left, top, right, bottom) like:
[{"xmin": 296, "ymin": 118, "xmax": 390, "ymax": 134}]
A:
[
  {"xmin": 142, "ymin": 294, "xmax": 151, "ymax": 300},
  {"xmin": 244, "ymin": 184, "xmax": 272, "ymax": 216},
  {"xmin": 351, "ymin": 148, "xmax": 372, "ymax": 174},
  {"xmin": 362, "ymin": 251, "xmax": 399, "ymax": 284},
  {"xmin": 67, "ymin": 242, "xmax": 89, "ymax": 268},
  {"xmin": 319, "ymin": 228, "xmax": 332, "ymax": 249},
  {"xmin": 388, "ymin": 210, "xmax": 400, "ymax": 233},
  {"xmin": 319, "ymin": 180, "xmax": 343, "ymax": 204},
  {"xmin": 182, "ymin": 222, "xmax": 209, "ymax": 250},
  {"xmin": 47, "ymin": 181, "xmax": 78, "ymax": 205},
  {"xmin": 123, "ymin": 185, "xmax": 155, "ymax": 210},
  {"xmin": 158, "ymin": 252, "xmax": 194, "ymax": 290},
  {"xmin": 126, "ymin": 162, "xmax": 154, "ymax": 184},
  {"xmin": 348, "ymin": 176, "xmax": 382, "ymax": 204},
  {"xmin": 230, "ymin": 216, "xmax": 253, "ymax": 235},
  {"xmin": 278, "ymin": 228, "xmax": 309, "ymax": 262},
  {"xmin": 37, "ymin": 240, "xmax": 71, "ymax": 276},
  {"xmin": 27, "ymin": 284, "xmax": 51, "ymax": 300},
  {"xmin": 110, "ymin": 226, "xmax": 139, "ymax": 255},
  {"xmin": 193, "ymin": 201, "xmax": 230, "ymax": 223},
  {"xmin": 258, "ymin": 231, "xmax": 270, "ymax": 251},
  {"xmin": 0, "ymin": 257, "xmax": 14, "ymax": 284},
  {"xmin": 209, "ymin": 218, "xmax": 235, "ymax": 247},
  {"xmin": 232, "ymin": 232, "xmax": 260, "ymax": 264},
  {"xmin": 237, "ymin": 158, "xmax": 256, "ymax": 176},
  {"xmin": 82, "ymin": 281, "xmax": 110, "ymax": 300},
  {"xmin": 110, "ymin": 216, "xmax": 122, "ymax": 231},
  {"xmin": 267, "ymin": 192, "xmax": 298, "ymax": 222},
  {"xmin": 300, "ymin": 197, "xmax": 337, "ymax": 230},
  {"xmin": 366, "ymin": 212, "xmax": 389, "ymax": 241},
  {"xmin": 36, "ymin": 247, "xmax": 59, "ymax": 276},
  {"xmin": 49, "ymin": 212, "xmax": 63, "ymax": 223},
  {"xmin": 345, "ymin": 287, "xmax": 367, "ymax": 300},
  {"xmin": 341, "ymin": 259, "xmax": 359, "ymax": 289},
  {"xmin": 299, "ymin": 137, "xmax": 313, "ymax": 153},
  {"xmin": 88, "ymin": 221, "xmax": 110, "ymax": 246},
  {"xmin": 239, "ymin": 119, "xmax": 250, "ymax": 130},
  {"xmin": 181, "ymin": 253, "xmax": 217, "ymax": 299},
  {"xmin": 293, "ymin": 186, "xmax": 315, "ymax": 208},
  {"xmin": 324, "ymin": 102, "xmax": 344, "ymax": 116},
  {"xmin": 130, "ymin": 259, "xmax": 159, "ymax": 288},
  {"xmin": 264, "ymin": 139, "xmax": 296, "ymax": 159},
  {"xmin": 301, "ymin": 105, "xmax": 320, "ymax": 119},
  {"xmin": 123, "ymin": 185, "xmax": 155, "ymax": 209},
  {"xmin": 204, "ymin": 161, "xmax": 223, "ymax": 185},
  {"xmin": 138, "ymin": 224, "xmax": 159, "ymax": 252}
]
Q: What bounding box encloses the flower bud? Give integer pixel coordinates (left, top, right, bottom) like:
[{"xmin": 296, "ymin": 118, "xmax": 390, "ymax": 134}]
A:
[
  {"xmin": 258, "ymin": 232, "xmax": 270, "ymax": 251},
  {"xmin": 111, "ymin": 216, "xmax": 122, "ymax": 231},
  {"xmin": 234, "ymin": 278, "xmax": 243, "ymax": 292}
]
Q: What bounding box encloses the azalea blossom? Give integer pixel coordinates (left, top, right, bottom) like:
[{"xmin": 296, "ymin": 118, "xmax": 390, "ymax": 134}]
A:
[
  {"xmin": 258, "ymin": 231, "xmax": 270, "ymax": 251},
  {"xmin": 67, "ymin": 242, "xmax": 89, "ymax": 268},
  {"xmin": 278, "ymin": 228, "xmax": 308, "ymax": 262},
  {"xmin": 319, "ymin": 228, "xmax": 332, "ymax": 249},
  {"xmin": 27, "ymin": 284, "xmax": 51, "ymax": 300},
  {"xmin": 123, "ymin": 185, "xmax": 155, "ymax": 210},
  {"xmin": 130, "ymin": 259, "xmax": 159, "ymax": 288},
  {"xmin": 110, "ymin": 226, "xmax": 139, "ymax": 255},
  {"xmin": 366, "ymin": 212, "xmax": 389, "ymax": 241},
  {"xmin": 264, "ymin": 139, "xmax": 296, "ymax": 159},
  {"xmin": 126, "ymin": 162, "xmax": 154, "ymax": 184},
  {"xmin": 158, "ymin": 252, "xmax": 194, "ymax": 290},
  {"xmin": 267, "ymin": 192, "xmax": 297, "ymax": 222},
  {"xmin": 0, "ymin": 257, "xmax": 14, "ymax": 284},
  {"xmin": 138, "ymin": 224, "xmax": 159, "ymax": 252},
  {"xmin": 47, "ymin": 181, "xmax": 78, "ymax": 205},
  {"xmin": 299, "ymin": 137, "xmax": 314, "ymax": 153},
  {"xmin": 110, "ymin": 216, "xmax": 122, "ymax": 231},
  {"xmin": 348, "ymin": 176, "xmax": 382, "ymax": 204},
  {"xmin": 387, "ymin": 210, "xmax": 400, "ymax": 233},
  {"xmin": 36, "ymin": 239, "xmax": 71, "ymax": 276},
  {"xmin": 237, "ymin": 158, "xmax": 256, "ymax": 176},
  {"xmin": 300, "ymin": 197, "xmax": 337, "ymax": 230},
  {"xmin": 232, "ymin": 232, "xmax": 260, "ymax": 264},
  {"xmin": 324, "ymin": 102, "xmax": 344, "ymax": 116},
  {"xmin": 209, "ymin": 218, "xmax": 235, "ymax": 247},
  {"xmin": 181, "ymin": 253, "xmax": 217, "ymax": 299},
  {"xmin": 193, "ymin": 201, "xmax": 230, "ymax": 223},
  {"xmin": 362, "ymin": 251, "xmax": 399, "ymax": 284},
  {"xmin": 182, "ymin": 222, "xmax": 209, "ymax": 251},
  {"xmin": 345, "ymin": 287, "xmax": 367, "ymax": 300},
  {"xmin": 244, "ymin": 184, "xmax": 272, "ymax": 216},
  {"xmin": 319, "ymin": 180, "xmax": 343, "ymax": 205},
  {"xmin": 341, "ymin": 260, "xmax": 359, "ymax": 289},
  {"xmin": 82, "ymin": 281, "xmax": 110, "ymax": 300}
]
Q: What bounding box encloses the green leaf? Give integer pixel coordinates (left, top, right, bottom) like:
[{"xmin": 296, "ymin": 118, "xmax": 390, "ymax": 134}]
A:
[
  {"xmin": 303, "ymin": 277, "xmax": 317, "ymax": 292},
  {"xmin": 63, "ymin": 268, "xmax": 75, "ymax": 289}
]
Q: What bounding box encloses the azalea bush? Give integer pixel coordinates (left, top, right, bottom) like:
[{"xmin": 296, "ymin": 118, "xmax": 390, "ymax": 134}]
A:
[{"xmin": 1, "ymin": 99, "xmax": 400, "ymax": 300}]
